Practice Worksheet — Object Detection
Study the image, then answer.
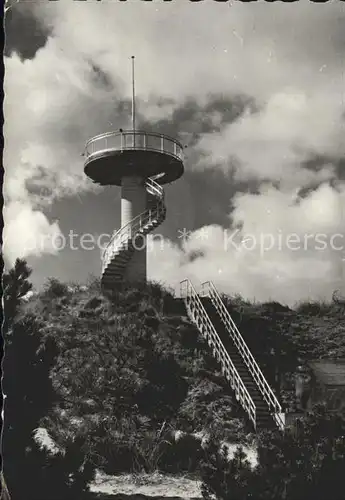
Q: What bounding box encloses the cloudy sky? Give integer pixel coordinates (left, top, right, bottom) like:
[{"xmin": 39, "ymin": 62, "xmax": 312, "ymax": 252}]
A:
[{"xmin": 4, "ymin": 0, "xmax": 345, "ymax": 305}]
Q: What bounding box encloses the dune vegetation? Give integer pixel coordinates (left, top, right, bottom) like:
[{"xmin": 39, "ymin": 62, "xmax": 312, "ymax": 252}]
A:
[{"xmin": 2, "ymin": 258, "xmax": 345, "ymax": 500}]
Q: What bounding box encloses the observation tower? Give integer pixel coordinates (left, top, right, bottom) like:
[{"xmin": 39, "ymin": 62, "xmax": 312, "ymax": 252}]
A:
[{"xmin": 83, "ymin": 57, "xmax": 184, "ymax": 289}]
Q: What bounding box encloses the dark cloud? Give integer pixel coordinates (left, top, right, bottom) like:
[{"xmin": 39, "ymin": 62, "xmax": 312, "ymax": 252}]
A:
[
  {"xmin": 334, "ymin": 159, "xmax": 345, "ymax": 182},
  {"xmin": 186, "ymin": 249, "xmax": 205, "ymax": 264},
  {"xmin": 132, "ymin": 95, "xmax": 259, "ymax": 240},
  {"xmin": 139, "ymin": 94, "xmax": 253, "ymax": 146},
  {"xmin": 5, "ymin": 4, "xmax": 51, "ymax": 59},
  {"xmin": 87, "ymin": 61, "xmax": 114, "ymax": 91}
]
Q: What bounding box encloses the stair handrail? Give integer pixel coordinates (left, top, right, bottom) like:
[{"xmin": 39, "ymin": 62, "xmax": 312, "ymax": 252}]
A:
[
  {"xmin": 146, "ymin": 177, "xmax": 165, "ymax": 200},
  {"xmin": 102, "ymin": 204, "xmax": 161, "ymax": 267},
  {"xmin": 180, "ymin": 278, "xmax": 257, "ymax": 429},
  {"xmin": 102, "ymin": 177, "xmax": 165, "ymax": 266},
  {"xmin": 201, "ymin": 280, "xmax": 285, "ymax": 431}
]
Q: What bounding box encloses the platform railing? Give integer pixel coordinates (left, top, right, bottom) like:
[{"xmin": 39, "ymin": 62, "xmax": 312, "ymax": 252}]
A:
[
  {"xmin": 84, "ymin": 130, "xmax": 184, "ymax": 162},
  {"xmin": 201, "ymin": 280, "xmax": 285, "ymax": 431},
  {"xmin": 180, "ymin": 278, "xmax": 257, "ymax": 429}
]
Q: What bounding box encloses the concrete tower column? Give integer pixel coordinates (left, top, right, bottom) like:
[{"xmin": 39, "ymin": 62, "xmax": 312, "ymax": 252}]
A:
[{"xmin": 121, "ymin": 175, "xmax": 147, "ymax": 283}]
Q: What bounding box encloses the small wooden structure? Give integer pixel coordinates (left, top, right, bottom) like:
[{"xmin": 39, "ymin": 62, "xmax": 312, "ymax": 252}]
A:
[
  {"xmin": 295, "ymin": 359, "xmax": 345, "ymax": 412},
  {"xmin": 284, "ymin": 359, "xmax": 345, "ymax": 432}
]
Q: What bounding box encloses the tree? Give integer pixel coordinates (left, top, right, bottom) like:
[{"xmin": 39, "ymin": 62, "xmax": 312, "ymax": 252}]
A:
[
  {"xmin": 2, "ymin": 258, "xmax": 32, "ymax": 334},
  {"xmin": 3, "ymin": 269, "xmax": 95, "ymax": 500},
  {"xmin": 2, "ymin": 259, "xmax": 33, "ymax": 500}
]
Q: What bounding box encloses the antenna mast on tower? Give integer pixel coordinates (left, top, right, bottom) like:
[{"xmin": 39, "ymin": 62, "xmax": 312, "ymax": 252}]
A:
[{"xmin": 131, "ymin": 56, "xmax": 136, "ymax": 146}]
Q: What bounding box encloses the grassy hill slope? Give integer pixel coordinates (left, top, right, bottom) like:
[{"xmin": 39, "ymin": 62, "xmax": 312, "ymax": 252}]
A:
[{"xmin": 4, "ymin": 267, "xmax": 345, "ymax": 499}]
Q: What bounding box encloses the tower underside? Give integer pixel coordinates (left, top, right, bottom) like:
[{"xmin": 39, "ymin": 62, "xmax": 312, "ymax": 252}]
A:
[{"xmin": 84, "ymin": 149, "xmax": 183, "ymax": 186}]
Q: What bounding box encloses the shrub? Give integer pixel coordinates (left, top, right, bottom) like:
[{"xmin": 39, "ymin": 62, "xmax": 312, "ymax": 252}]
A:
[
  {"xmin": 160, "ymin": 432, "xmax": 205, "ymax": 473},
  {"xmin": 201, "ymin": 407, "xmax": 345, "ymax": 500},
  {"xmin": 18, "ymin": 435, "xmax": 96, "ymax": 500},
  {"xmin": 96, "ymin": 426, "xmax": 171, "ymax": 474},
  {"xmin": 201, "ymin": 437, "xmax": 255, "ymax": 500},
  {"xmin": 84, "ymin": 296, "xmax": 103, "ymax": 310},
  {"xmin": 43, "ymin": 278, "xmax": 70, "ymax": 299}
]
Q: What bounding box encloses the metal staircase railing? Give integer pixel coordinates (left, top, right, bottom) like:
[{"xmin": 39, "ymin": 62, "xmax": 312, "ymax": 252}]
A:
[
  {"xmin": 180, "ymin": 278, "xmax": 257, "ymax": 429},
  {"xmin": 101, "ymin": 177, "xmax": 166, "ymax": 280},
  {"xmin": 201, "ymin": 280, "xmax": 285, "ymax": 431}
]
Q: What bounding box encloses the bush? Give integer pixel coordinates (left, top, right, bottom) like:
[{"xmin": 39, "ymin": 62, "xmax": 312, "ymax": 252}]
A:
[
  {"xmin": 201, "ymin": 407, "xmax": 345, "ymax": 500},
  {"xmin": 201, "ymin": 438, "xmax": 255, "ymax": 500},
  {"xmin": 84, "ymin": 296, "xmax": 103, "ymax": 310},
  {"xmin": 160, "ymin": 433, "xmax": 205, "ymax": 473},
  {"xmin": 4, "ymin": 422, "xmax": 96, "ymax": 500},
  {"xmin": 96, "ymin": 427, "xmax": 206, "ymax": 475},
  {"xmin": 96, "ymin": 426, "xmax": 171, "ymax": 474},
  {"xmin": 295, "ymin": 300, "xmax": 332, "ymax": 317},
  {"xmin": 16, "ymin": 435, "xmax": 96, "ymax": 500},
  {"xmin": 43, "ymin": 278, "xmax": 70, "ymax": 299}
]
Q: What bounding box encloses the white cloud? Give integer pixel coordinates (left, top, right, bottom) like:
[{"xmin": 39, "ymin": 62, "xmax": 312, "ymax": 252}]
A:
[
  {"xmin": 149, "ymin": 183, "xmax": 345, "ymax": 306},
  {"xmin": 196, "ymin": 89, "xmax": 343, "ymax": 187},
  {"xmin": 4, "ymin": 0, "xmax": 345, "ymax": 301},
  {"xmin": 33, "ymin": 0, "xmax": 345, "ymax": 105},
  {"xmin": 3, "ymin": 201, "xmax": 63, "ymax": 265}
]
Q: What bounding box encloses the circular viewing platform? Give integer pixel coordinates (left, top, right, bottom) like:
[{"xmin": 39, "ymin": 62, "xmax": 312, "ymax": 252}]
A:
[{"xmin": 83, "ymin": 130, "xmax": 184, "ymax": 186}]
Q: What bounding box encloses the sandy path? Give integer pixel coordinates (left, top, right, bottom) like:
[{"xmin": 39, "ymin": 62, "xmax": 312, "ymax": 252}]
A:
[{"xmin": 90, "ymin": 472, "xmax": 202, "ymax": 499}]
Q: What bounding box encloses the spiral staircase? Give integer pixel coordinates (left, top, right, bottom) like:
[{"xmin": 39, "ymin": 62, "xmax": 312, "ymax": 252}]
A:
[{"xmin": 101, "ymin": 177, "xmax": 166, "ymax": 287}]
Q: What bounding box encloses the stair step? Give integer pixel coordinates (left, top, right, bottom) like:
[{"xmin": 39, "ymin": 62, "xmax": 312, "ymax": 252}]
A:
[
  {"xmin": 108, "ymin": 260, "xmax": 128, "ymax": 268},
  {"xmin": 103, "ymin": 268, "xmax": 124, "ymax": 275},
  {"xmin": 253, "ymin": 400, "xmax": 268, "ymax": 408},
  {"xmin": 103, "ymin": 273, "xmax": 123, "ymax": 279},
  {"xmin": 238, "ymin": 377, "xmax": 253, "ymax": 384},
  {"xmin": 108, "ymin": 257, "xmax": 128, "ymax": 264},
  {"xmin": 102, "ymin": 198, "xmax": 166, "ymax": 291},
  {"xmin": 107, "ymin": 264, "xmax": 127, "ymax": 271},
  {"xmin": 107, "ymin": 262, "xmax": 127, "ymax": 269},
  {"xmin": 193, "ymin": 294, "xmax": 283, "ymax": 432}
]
